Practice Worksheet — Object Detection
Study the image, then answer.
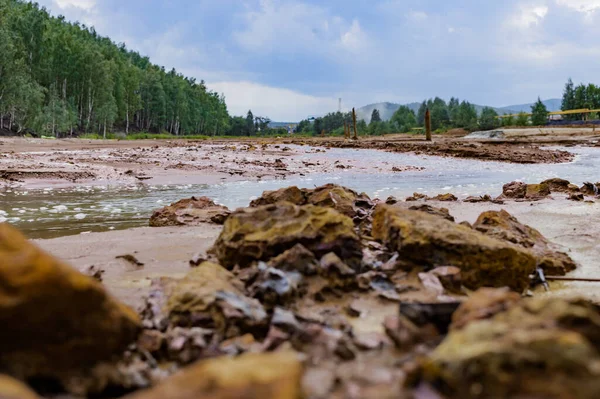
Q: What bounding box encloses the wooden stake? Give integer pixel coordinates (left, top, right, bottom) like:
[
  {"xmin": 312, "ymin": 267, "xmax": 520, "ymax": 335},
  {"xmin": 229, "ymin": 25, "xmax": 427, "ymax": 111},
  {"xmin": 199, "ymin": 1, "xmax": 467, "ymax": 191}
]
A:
[
  {"xmin": 425, "ymin": 108, "xmax": 432, "ymax": 141},
  {"xmin": 546, "ymin": 276, "xmax": 600, "ymax": 283},
  {"xmin": 352, "ymin": 108, "xmax": 358, "ymax": 140}
]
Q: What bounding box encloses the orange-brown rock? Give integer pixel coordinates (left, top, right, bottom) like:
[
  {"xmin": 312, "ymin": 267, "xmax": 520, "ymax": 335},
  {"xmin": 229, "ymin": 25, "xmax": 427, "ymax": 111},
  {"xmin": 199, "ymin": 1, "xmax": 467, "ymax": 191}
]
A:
[
  {"xmin": 0, "ymin": 375, "xmax": 40, "ymax": 399},
  {"xmin": 249, "ymin": 186, "xmax": 307, "ymax": 207},
  {"xmin": 500, "ymin": 181, "xmax": 550, "ymax": 200},
  {"xmin": 152, "ymin": 262, "xmax": 268, "ymax": 337},
  {"xmin": 473, "ymin": 209, "xmax": 576, "ymax": 275},
  {"xmin": 149, "ymin": 196, "xmax": 230, "ymax": 226},
  {"xmin": 541, "ymin": 178, "xmax": 571, "ymax": 193},
  {"xmin": 428, "ymin": 193, "xmax": 458, "ymax": 202},
  {"xmin": 408, "ymin": 204, "xmax": 455, "ymax": 222},
  {"xmin": 0, "ymin": 223, "xmax": 140, "ymax": 381},
  {"xmin": 371, "ymin": 205, "xmax": 536, "ymax": 291},
  {"xmin": 425, "ymin": 297, "xmax": 600, "ymax": 398},
  {"xmin": 124, "ymin": 351, "xmax": 303, "ymax": 399},
  {"xmin": 450, "ymin": 288, "xmax": 521, "ymax": 330},
  {"xmin": 212, "ymin": 203, "xmax": 362, "ymax": 269}
]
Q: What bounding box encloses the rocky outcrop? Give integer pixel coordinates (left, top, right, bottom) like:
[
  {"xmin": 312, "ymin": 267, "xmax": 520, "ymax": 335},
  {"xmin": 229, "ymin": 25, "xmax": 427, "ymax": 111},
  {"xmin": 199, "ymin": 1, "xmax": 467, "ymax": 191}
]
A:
[
  {"xmin": 425, "ymin": 297, "xmax": 600, "ymax": 398},
  {"xmin": 124, "ymin": 351, "xmax": 303, "ymax": 399},
  {"xmin": 371, "ymin": 205, "xmax": 536, "ymax": 291},
  {"xmin": 250, "ymin": 184, "xmax": 374, "ymax": 221},
  {"xmin": 450, "ymin": 288, "xmax": 521, "ymax": 330},
  {"xmin": 0, "ymin": 223, "xmax": 140, "ymax": 382},
  {"xmin": 473, "ymin": 209, "xmax": 576, "ymax": 275},
  {"xmin": 211, "ymin": 203, "xmax": 362, "ymax": 269},
  {"xmin": 428, "ymin": 193, "xmax": 458, "ymax": 202},
  {"xmin": 500, "ymin": 181, "xmax": 550, "ymax": 200},
  {"xmin": 541, "ymin": 178, "xmax": 571, "ymax": 193},
  {"xmin": 149, "ymin": 196, "xmax": 230, "ymax": 226},
  {"xmin": 250, "ymin": 186, "xmax": 307, "ymax": 207}
]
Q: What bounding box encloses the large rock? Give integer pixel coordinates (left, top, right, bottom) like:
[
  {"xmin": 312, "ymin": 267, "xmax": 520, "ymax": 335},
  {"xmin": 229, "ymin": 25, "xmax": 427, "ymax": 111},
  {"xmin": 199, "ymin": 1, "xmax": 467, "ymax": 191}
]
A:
[
  {"xmin": 212, "ymin": 203, "xmax": 362, "ymax": 269},
  {"xmin": 450, "ymin": 288, "xmax": 521, "ymax": 330},
  {"xmin": 425, "ymin": 297, "xmax": 600, "ymax": 398},
  {"xmin": 408, "ymin": 204, "xmax": 455, "ymax": 222},
  {"xmin": 500, "ymin": 181, "xmax": 550, "ymax": 200},
  {"xmin": 250, "ymin": 186, "xmax": 307, "ymax": 207},
  {"xmin": 371, "ymin": 205, "xmax": 536, "ymax": 291},
  {"xmin": 0, "ymin": 375, "xmax": 40, "ymax": 399},
  {"xmin": 0, "ymin": 223, "xmax": 140, "ymax": 381},
  {"xmin": 473, "ymin": 209, "xmax": 576, "ymax": 275},
  {"xmin": 149, "ymin": 196, "xmax": 230, "ymax": 226},
  {"xmin": 249, "ymin": 184, "xmax": 373, "ymax": 220},
  {"xmin": 151, "ymin": 262, "xmax": 268, "ymax": 337},
  {"xmin": 124, "ymin": 351, "xmax": 303, "ymax": 399},
  {"xmin": 541, "ymin": 178, "xmax": 571, "ymax": 193}
]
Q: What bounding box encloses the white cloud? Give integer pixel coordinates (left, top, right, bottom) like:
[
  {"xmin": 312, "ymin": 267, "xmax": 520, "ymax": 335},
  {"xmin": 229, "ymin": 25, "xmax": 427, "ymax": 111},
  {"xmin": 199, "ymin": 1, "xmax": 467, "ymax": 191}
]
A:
[
  {"xmin": 510, "ymin": 4, "xmax": 548, "ymax": 28},
  {"xmin": 208, "ymin": 81, "xmax": 339, "ymax": 121},
  {"xmin": 340, "ymin": 20, "xmax": 366, "ymax": 52},
  {"xmin": 54, "ymin": 0, "xmax": 96, "ymax": 10},
  {"xmin": 407, "ymin": 10, "xmax": 428, "ymax": 21},
  {"xmin": 556, "ymin": 0, "xmax": 600, "ymax": 12}
]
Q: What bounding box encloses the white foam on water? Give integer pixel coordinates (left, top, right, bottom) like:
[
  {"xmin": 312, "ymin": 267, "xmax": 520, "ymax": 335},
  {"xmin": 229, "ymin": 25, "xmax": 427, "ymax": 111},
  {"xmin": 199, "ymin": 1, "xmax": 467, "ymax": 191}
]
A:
[
  {"xmin": 53, "ymin": 205, "xmax": 68, "ymax": 212},
  {"xmin": 74, "ymin": 213, "xmax": 87, "ymax": 220}
]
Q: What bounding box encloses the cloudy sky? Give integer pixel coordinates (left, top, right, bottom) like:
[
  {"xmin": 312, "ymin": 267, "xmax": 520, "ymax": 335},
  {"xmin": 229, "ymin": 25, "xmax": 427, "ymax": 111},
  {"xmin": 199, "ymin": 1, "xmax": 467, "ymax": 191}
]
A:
[{"xmin": 35, "ymin": 0, "xmax": 600, "ymax": 121}]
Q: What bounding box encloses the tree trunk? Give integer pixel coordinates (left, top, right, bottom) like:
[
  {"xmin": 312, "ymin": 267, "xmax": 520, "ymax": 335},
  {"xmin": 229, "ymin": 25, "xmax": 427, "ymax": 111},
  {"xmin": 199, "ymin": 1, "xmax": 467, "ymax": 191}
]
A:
[
  {"xmin": 126, "ymin": 103, "xmax": 129, "ymax": 134},
  {"xmin": 103, "ymin": 119, "xmax": 106, "ymax": 139}
]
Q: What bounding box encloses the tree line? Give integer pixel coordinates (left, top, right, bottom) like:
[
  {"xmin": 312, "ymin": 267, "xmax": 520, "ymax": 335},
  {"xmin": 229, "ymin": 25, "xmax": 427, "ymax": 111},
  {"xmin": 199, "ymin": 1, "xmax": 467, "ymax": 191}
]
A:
[
  {"xmin": 0, "ymin": 0, "xmax": 231, "ymax": 137},
  {"xmin": 561, "ymin": 78, "xmax": 600, "ymax": 119}
]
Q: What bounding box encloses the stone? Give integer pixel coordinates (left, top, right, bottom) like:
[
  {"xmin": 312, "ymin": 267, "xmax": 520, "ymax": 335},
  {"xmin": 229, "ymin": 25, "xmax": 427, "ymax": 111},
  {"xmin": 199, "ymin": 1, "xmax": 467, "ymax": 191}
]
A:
[
  {"xmin": 500, "ymin": 181, "xmax": 550, "ymax": 200},
  {"xmin": 424, "ymin": 297, "xmax": 600, "ymax": 399},
  {"xmin": 399, "ymin": 302, "xmax": 462, "ymax": 334},
  {"xmin": 248, "ymin": 265, "xmax": 304, "ymax": 308},
  {"xmin": 581, "ymin": 182, "xmax": 600, "ymax": 196},
  {"xmin": 124, "ymin": 351, "xmax": 303, "ymax": 399},
  {"xmin": 372, "ymin": 205, "xmax": 536, "ymax": 291},
  {"xmin": 568, "ymin": 193, "xmax": 585, "ymax": 201},
  {"xmin": 0, "ymin": 375, "xmax": 40, "ymax": 399},
  {"xmin": 267, "ymin": 244, "xmax": 319, "ymax": 275},
  {"xmin": 149, "ymin": 196, "xmax": 230, "ymax": 226},
  {"xmin": 319, "ymin": 252, "xmax": 357, "ymax": 289},
  {"xmin": 250, "ymin": 186, "xmax": 307, "ymax": 207},
  {"xmin": 408, "ymin": 204, "xmax": 455, "ymax": 222},
  {"xmin": 463, "ymin": 195, "xmax": 493, "ymax": 203},
  {"xmin": 212, "ymin": 203, "xmax": 362, "ymax": 270},
  {"xmin": 385, "ymin": 196, "xmax": 398, "ymax": 205},
  {"xmin": 430, "ymin": 266, "xmax": 462, "ymax": 294},
  {"xmin": 541, "ymin": 178, "xmax": 571, "ymax": 193},
  {"xmin": 306, "ymin": 184, "xmax": 372, "ymax": 219},
  {"xmin": 0, "ymin": 223, "xmax": 140, "ymax": 382},
  {"xmin": 429, "ymin": 193, "xmax": 458, "ymax": 202},
  {"xmin": 405, "ymin": 193, "xmax": 427, "ymax": 202},
  {"xmin": 450, "ymin": 287, "xmax": 521, "ymax": 330},
  {"xmin": 473, "ymin": 209, "xmax": 576, "ymax": 275},
  {"xmin": 154, "ymin": 262, "xmax": 268, "ymax": 337}
]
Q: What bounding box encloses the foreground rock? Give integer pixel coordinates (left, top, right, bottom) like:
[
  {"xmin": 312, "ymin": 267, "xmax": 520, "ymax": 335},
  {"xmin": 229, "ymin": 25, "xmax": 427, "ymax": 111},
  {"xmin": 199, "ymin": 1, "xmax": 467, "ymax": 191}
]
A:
[
  {"xmin": 0, "ymin": 223, "xmax": 140, "ymax": 382},
  {"xmin": 473, "ymin": 209, "xmax": 576, "ymax": 275},
  {"xmin": 150, "ymin": 196, "xmax": 230, "ymax": 226},
  {"xmin": 125, "ymin": 351, "xmax": 303, "ymax": 399},
  {"xmin": 541, "ymin": 178, "xmax": 572, "ymax": 193},
  {"xmin": 372, "ymin": 205, "xmax": 536, "ymax": 291},
  {"xmin": 146, "ymin": 262, "xmax": 268, "ymax": 337},
  {"xmin": 0, "ymin": 375, "xmax": 39, "ymax": 399},
  {"xmin": 425, "ymin": 296, "xmax": 600, "ymax": 398},
  {"xmin": 212, "ymin": 203, "xmax": 362, "ymax": 269}
]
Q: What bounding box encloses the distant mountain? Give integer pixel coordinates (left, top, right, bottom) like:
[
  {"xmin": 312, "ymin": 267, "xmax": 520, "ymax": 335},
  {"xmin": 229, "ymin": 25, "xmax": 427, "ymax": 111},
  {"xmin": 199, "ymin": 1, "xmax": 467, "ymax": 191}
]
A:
[{"xmin": 356, "ymin": 98, "xmax": 563, "ymax": 122}]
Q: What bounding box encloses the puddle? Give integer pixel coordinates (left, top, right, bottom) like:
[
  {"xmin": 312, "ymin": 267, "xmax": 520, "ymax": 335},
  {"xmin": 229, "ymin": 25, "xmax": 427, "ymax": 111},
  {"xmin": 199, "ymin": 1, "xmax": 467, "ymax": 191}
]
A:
[{"xmin": 2, "ymin": 145, "xmax": 600, "ymax": 239}]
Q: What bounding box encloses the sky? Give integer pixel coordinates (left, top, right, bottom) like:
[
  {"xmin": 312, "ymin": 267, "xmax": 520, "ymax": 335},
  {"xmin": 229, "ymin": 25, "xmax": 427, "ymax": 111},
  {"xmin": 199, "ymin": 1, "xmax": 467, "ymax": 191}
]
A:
[{"xmin": 34, "ymin": 0, "xmax": 600, "ymax": 121}]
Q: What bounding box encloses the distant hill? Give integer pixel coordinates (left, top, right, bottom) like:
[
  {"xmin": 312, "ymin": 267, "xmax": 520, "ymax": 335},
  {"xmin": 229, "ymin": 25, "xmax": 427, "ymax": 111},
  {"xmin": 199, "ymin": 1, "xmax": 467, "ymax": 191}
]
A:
[{"xmin": 356, "ymin": 98, "xmax": 563, "ymax": 122}]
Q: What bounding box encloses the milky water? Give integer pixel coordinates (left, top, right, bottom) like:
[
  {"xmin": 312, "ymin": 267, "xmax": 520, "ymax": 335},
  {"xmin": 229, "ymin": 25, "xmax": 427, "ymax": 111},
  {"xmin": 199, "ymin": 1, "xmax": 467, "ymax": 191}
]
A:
[{"xmin": 2, "ymin": 145, "xmax": 600, "ymax": 239}]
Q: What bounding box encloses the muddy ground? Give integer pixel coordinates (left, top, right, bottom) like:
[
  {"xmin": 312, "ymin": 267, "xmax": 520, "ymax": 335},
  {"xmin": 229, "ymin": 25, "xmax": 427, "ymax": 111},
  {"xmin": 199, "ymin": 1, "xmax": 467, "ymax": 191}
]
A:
[{"xmin": 2, "ymin": 127, "xmax": 599, "ymax": 188}]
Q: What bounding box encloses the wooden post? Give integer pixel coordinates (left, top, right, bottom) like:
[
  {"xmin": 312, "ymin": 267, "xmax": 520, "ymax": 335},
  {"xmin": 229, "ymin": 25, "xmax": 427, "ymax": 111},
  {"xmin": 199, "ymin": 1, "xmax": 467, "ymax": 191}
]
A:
[
  {"xmin": 425, "ymin": 108, "xmax": 432, "ymax": 141},
  {"xmin": 352, "ymin": 108, "xmax": 358, "ymax": 140}
]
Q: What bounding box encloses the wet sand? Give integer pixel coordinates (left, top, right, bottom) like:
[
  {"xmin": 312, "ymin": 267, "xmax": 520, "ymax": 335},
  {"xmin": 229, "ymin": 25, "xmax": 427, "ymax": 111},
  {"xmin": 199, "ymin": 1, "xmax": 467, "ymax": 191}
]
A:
[{"xmin": 2, "ymin": 128, "xmax": 598, "ymax": 188}]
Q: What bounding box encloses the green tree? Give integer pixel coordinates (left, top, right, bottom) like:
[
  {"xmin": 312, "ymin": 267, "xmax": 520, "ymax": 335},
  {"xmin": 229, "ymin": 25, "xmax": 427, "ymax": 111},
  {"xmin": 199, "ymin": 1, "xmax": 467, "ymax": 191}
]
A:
[
  {"xmin": 502, "ymin": 113, "xmax": 515, "ymax": 127},
  {"xmin": 454, "ymin": 101, "xmax": 478, "ymax": 130},
  {"xmin": 245, "ymin": 110, "xmax": 255, "ymax": 136},
  {"xmin": 391, "ymin": 105, "xmax": 416, "ymax": 133},
  {"xmin": 479, "ymin": 107, "xmax": 499, "ymax": 130},
  {"xmin": 417, "ymin": 101, "xmax": 427, "ymax": 126},
  {"xmin": 370, "ymin": 109, "xmax": 381, "ymax": 123},
  {"xmin": 516, "ymin": 112, "xmax": 529, "ymax": 126},
  {"xmin": 530, "ymin": 97, "xmax": 549, "ymax": 126}
]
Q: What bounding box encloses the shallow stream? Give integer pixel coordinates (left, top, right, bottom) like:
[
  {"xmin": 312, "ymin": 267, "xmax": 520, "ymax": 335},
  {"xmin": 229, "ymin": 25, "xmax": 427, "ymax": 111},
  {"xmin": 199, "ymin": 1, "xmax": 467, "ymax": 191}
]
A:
[{"xmin": 2, "ymin": 145, "xmax": 600, "ymax": 239}]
